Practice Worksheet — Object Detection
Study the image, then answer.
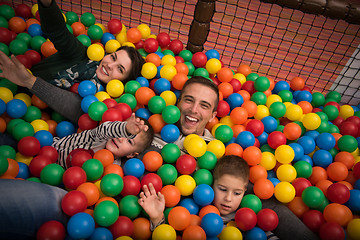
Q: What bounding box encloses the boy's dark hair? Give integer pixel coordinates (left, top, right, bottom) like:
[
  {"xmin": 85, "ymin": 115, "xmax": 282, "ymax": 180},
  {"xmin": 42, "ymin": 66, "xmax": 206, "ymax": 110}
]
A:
[
  {"xmin": 179, "ymin": 76, "xmax": 220, "ymax": 111},
  {"xmin": 213, "ymin": 155, "xmax": 249, "ymax": 183},
  {"xmin": 117, "ymin": 46, "xmax": 145, "ymax": 83},
  {"xmin": 139, "ymin": 117, "xmax": 154, "ymax": 150}
]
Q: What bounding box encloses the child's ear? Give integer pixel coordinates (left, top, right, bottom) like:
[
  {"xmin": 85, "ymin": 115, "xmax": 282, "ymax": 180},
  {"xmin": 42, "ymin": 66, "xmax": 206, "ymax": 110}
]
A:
[{"xmin": 126, "ymin": 152, "xmax": 139, "ymax": 158}]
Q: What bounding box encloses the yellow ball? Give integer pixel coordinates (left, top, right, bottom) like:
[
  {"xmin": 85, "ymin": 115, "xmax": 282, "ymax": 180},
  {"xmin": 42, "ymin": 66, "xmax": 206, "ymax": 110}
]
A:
[
  {"xmin": 219, "ymin": 226, "xmax": 243, "ymax": 240},
  {"xmin": 206, "ymin": 58, "xmax": 222, "ymax": 75},
  {"xmin": 211, "ymin": 123, "xmax": 224, "ymax": 137},
  {"xmin": 116, "ymin": 31, "xmax": 128, "ymax": 44},
  {"xmin": 14, "ymin": 93, "xmax": 32, "ymax": 107},
  {"xmin": 254, "ymin": 105, "xmax": 270, "ymax": 120},
  {"xmin": 260, "ymin": 152, "xmax": 276, "ymax": 170},
  {"xmin": 347, "ymin": 218, "xmax": 360, "ymax": 240},
  {"xmin": 105, "ymin": 39, "xmax": 121, "ymax": 53},
  {"xmin": 0, "ymin": 87, "xmax": 14, "ymax": 103},
  {"xmin": 161, "ymin": 55, "xmax": 177, "ymax": 66},
  {"xmin": 95, "ymin": 91, "xmax": 111, "ymax": 102},
  {"xmin": 120, "ymin": 24, "xmax": 127, "ymax": 33},
  {"xmin": 160, "ymin": 65, "xmax": 177, "ymax": 81},
  {"xmin": 286, "ymin": 104, "xmax": 303, "ymax": 121},
  {"xmin": 16, "ymin": 152, "xmax": 33, "ymax": 166},
  {"xmin": 302, "ymin": 112, "xmax": 321, "ymax": 130},
  {"xmin": 233, "ymin": 73, "xmax": 246, "ymax": 85},
  {"xmin": 95, "ymin": 23, "xmax": 107, "ymax": 34},
  {"xmin": 275, "ymin": 145, "xmax": 295, "ymax": 164},
  {"xmin": 106, "ymin": 79, "xmax": 124, "ymax": 98},
  {"xmin": 148, "ymin": 34, "xmax": 157, "ymax": 39},
  {"xmin": 87, "ymin": 44, "xmax": 105, "ymax": 61},
  {"xmin": 141, "ymin": 62, "xmax": 157, "ymax": 79},
  {"xmin": 115, "ymin": 236, "xmax": 133, "ymax": 240},
  {"xmin": 183, "ymin": 134, "xmax": 200, "ymax": 149},
  {"xmin": 207, "ymin": 139, "xmax": 225, "ymax": 159},
  {"xmin": 31, "ymin": 4, "xmax": 38, "ymax": 17},
  {"xmin": 31, "ymin": 119, "xmax": 49, "ymax": 133},
  {"xmin": 219, "ymin": 115, "xmax": 234, "ymax": 127},
  {"xmin": 274, "ymin": 181, "xmax": 295, "ymax": 203},
  {"xmin": 121, "ymin": 42, "xmax": 135, "ymax": 48},
  {"xmin": 276, "ymin": 164, "xmax": 297, "ymax": 182},
  {"xmin": 175, "ymin": 175, "xmax": 196, "ymax": 196},
  {"xmin": 185, "ymin": 137, "xmax": 207, "ymax": 158},
  {"xmin": 160, "ymin": 90, "xmax": 177, "ymax": 106},
  {"xmin": 339, "ymin": 104, "xmax": 354, "ymax": 120},
  {"xmin": 137, "ymin": 24, "xmax": 151, "ymax": 39},
  {"xmin": 94, "ymin": 180, "xmax": 106, "ymax": 198},
  {"xmin": 266, "ymin": 94, "xmax": 282, "ymax": 108}
]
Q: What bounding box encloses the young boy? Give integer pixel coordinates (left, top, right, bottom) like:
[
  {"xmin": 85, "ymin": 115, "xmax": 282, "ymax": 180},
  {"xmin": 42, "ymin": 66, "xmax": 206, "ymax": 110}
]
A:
[{"xmin": 52, "ymin": 113, "xmax": 154, "ymax": 169}]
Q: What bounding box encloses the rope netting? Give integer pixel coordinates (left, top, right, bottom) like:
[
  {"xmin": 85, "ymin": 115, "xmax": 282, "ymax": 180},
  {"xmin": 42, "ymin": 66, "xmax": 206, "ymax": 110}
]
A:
[{"xmin": 9, "ymin": 0, "xmax": 360, "ymax": 106}]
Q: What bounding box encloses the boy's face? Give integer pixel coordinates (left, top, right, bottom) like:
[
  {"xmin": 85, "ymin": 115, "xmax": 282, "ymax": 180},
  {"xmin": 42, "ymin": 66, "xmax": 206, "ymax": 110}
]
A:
[
  {"xmin": 213, "ymin": 174, "xmax": 247, "ymax": 216},
  {"xmin": 105, "ymin": 131, "xmax": 146, "ymax": 158}
]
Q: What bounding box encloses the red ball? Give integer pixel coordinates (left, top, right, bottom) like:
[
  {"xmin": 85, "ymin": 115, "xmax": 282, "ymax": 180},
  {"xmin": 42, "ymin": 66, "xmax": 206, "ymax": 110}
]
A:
[
  {"xmin": 346, "ymin": 116, "xmax": 360, "ymax": 127},
  {"xmin": 191, "ymin": 52, "xmax": 207, "ymax": 68},
  {"xmin": 256, "ymin": 208, "xmax": 279, "ymax": 232},
  {"xmin": 339, "ymin": 121, "xmax": 358, "ymax": 138},
  {"xmin": 103, "ymin": 98, "xmax": 118, "ymax": 109},
  {"xmin": 36, "ymin": 220, "xmax": 66, "ymax": 240},
  {"xmin": 175, "ymin": 56, "xmax": 184, "ymax": 63},
  {"xmin": 246, "ymin": 119, "xmax": 264, "ymax": 137},
  {"xmin": 63, "ymin": 166, "xmax": 87, "ymax": 190},
  {"xmin": 38, "ymin": 146, "xmax": 59, "ymax": 163},
  {"xmin": 156, "ymin": 32, "xmax": 171, "ymax": 48},
  {"xmin": 301, "ymin": 210, "xmax": 325, "ymax": 232},
  {"xmin": 176, "ymin": 154, "xmax": 197, "ymax": 175},
  {"xmin": 354, "ymin": 162, "xmax": 360, "ymax": 179},
  {"xmin": 29, "ymin": 155, "xmax": 52, "ymax": 177},
  {"xmin": 18, "ymin": 136, "xmax": 41, "ymax": 157},
  {"xmin": 140, "ymin": 173, "xmax": 163, "ymax": 193},
  {"xmin": 121, "ymin": 175, "xmax": 141, "ymax": 196},
  {"xmin": 15, "ymin": 54, "xmax": 32, "ymax": 69},
  {"xmin": 267, "ymin": 131, "xmax": 287, "ymax": 149},
  {"xmin": 319, "ymin": 222, "xmax": 345, "ymax": 240},
  {"xmin": 235, "ymin": 207, "xmax": 257, "ymax": 231},
  {"xmin": 134, "ymin": 39, "xmax": 144, "ymax": 49},
  {"xmin": 229, "ymin": 78, "xmax": 242, "ymax": 93},
  {"xmin": 69, "ymin": 82, "xmax": 79, "ymax": 94},
  {"xmin": 168, "ymin": 39, "xmax": 183, "ymax": 55},
  {"xmin": 107, "ymin": 19, "xmax": 122, "ymax": 34},
  {"xmin": 0, "ymin": 27, "xmax": 12, "ymax": 45},
  {"xmin": 332, "ymin": 116, "xmax": 344, "ymax": 127},
  {"xmin": 24, "ymin": 49, "xmax": 42, "ymax": 65},
  {"xmin": 108, "ymin": 216, "xmax": 134, "ymax": 238},
  {"xmin": 78, "ymin": 113, "xmax": 98, "ymax": 131},
  {"xmin": 326, "ymin": 183, "xmax": 350, "ymax": 204},
  {"xmin": 15, "ymin": 4, "xmax": 32, "ymax": 19},
  {"xmin": 216, "ymin": 100, "xmax": 230, "ymax": 118},
  {"xmin": 113, "ymin": 103, "xmax": 132, "ymax": 120},
  {"xmin": 292, "ymin": 178, "xmax": 312, "ymax": 197},
  {"xmin": 144, "ymin": 38, "xmax": 159, "ymax": 53},
  {"xmin": 61, "ymin": 190, "xmax": 88, "ymax": 216},
  {"xmin": 241, "ymin": 81, "xmax": 256, "ymax": 95},
  {"xmin": 101, "ymin": 108, "xmax": 123, "ymax": 122},
  {"xmin": 67, "ymin": 149, "xmax": 93, "ymax": 168},
  {"xmin": 324, "ymin": 101, "xmax": 340, "ymax": 111}
]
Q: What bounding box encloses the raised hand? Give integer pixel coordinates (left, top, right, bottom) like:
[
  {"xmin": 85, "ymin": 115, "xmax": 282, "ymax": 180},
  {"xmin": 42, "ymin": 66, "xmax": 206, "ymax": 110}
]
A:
[
  {"xmin": 125, "ymin": 113, "xmax": 148, "ymax": 135},
  {"xmin": 138, "ymin": 183, "xmax": 165, "ymax": 226}
]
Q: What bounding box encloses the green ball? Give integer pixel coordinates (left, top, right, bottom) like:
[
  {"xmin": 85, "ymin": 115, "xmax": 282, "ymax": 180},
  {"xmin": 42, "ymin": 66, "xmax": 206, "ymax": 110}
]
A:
[
  {"xmin": 328, "ymin": 124, "xmax": 339, "ymax": 134},
  {"xmin": 328, "ymin": 147, "xmax": 338, "ymax": 158},
  {"xmin": 65, "ymin": 11, "xmax": 79, "ymax": 25},
  {"xmin": 0, "ymin": 5, "xmax": 15, "ymax": 20},
  {"xmin": 240, "ymin": 194, "xmax": 262, "ymax": 214},
  {"xmin": 214, "ymin": 125, "xmax": 233, "ymax": 143},
  {"xmin": 293, "ymin": 160, "xmax": 312, "ymax": 178},
  {"xmin": 254, "ymin": 76, "xmax": 270, "ymax": 92},
  {"xmin": 314, "ymin": 198, "xmax": 329, "ymax": 212},
  {"xmin": 325, "ymin": 91, "xmax": 341, "ymax": 103},
  {"xmin": 246, "ymin": 72, "xmax": 259, "ymax": 81},
  {"xmin": 0, "ymin": 156, "xmax": 9, "ymax": 176},
  {"xmin": 157, "ymin": 164, "xmax": 178, "ymax": 185},
  {"xmin": 161, "ymin": 143, "xmax": 181, "ymax": 164},
  {"xmin": 337, "ymin": 135, "xmax": 358, "ymax": 153},
  {"xmin": 179, "ymin": 50, "xmax": 193, "ymax": 62},
  {"xmin": 316, "ymin": 120, "xmax": 330, "ymax": 133},
  {"xmin": 162, "ymin": 49, "xmax": 175, "ymax": 56},
  {"xmin": 293, "ymin": 121, "xmax": 306, "ymax": 136},
  {"xmin": 0, "ymin": 42, "xmax": 9, "ymax": 56},
  {"xmin": 12, "ymin": 121, "xmax": 34, "ymax": 140},
  {"xmin": 162, "ymin": 105, "xmax": 180, "ymax": 124},
  {"xmin": 322, "ymin": 105, "xmax": 339, "ymax": 121},
  {"xmin": 94, "ymin": 201, "xmax": 119, "ymax": 227},
  {"xmin": 0, "ymin": 16, "xmax": 8, "ymax": 28},
  {"xmin": 164, "ymin": 207, "xmax": 173, "ymax": 224},
  {"xmin": 275, "ymin": 125, "xmax": 284, "ymax": 132},
  {"xmin": 184, "ymin": 62, "xmax": 195, "ymax": 76},
  {"xmin": 77, "ymin": 34, "xmax": 91, "ymax": 47},
  {"xmin": 148, "ymin": 96, "xmax": 166, "ymax": 114},
  {"xmin": 124, "ymin": 80, "xmax": 141, "ymax": 95},
  {"xmin": 16, "ymin": 33, "xmax": 32, "ymax": 48},
  {"xmin": 354, "ymin": 110, "xmax": 360, "ymax": 118},
  {"xmin": 100, "ymin": 173, "xmax": 124, "ymax": 196},
  {"xmin": 30, "ymin": 36, "xmax": 46, "ymax": 52},
  {"xmin": 193, "ymin": 68, "xmax": 209, "ymax": 78},
  {"xmin": 80, "ymin": 12, "xmax": 96, "ymax": 27},
  {"xmin": 197, "ymin": 151, "xmax": 217, "ymax": 170},
  {"xmin": 23, "ymin": 106, "xmax": 42, "ymax": 122},
  {"xmin": 311, "ymin": 92, "xmax": 325, "ymax": 107},
  {"xmin": 137, "ymin": 48, "xmax": 148, "ymax": 58},
  {"xmin": 251, "ymin": 92, "xmax": 267, "ymax": 105},
  {"xmin": 82, "ymin": 158, "xmax": 104, "ymax": 181},
  {"xmin": 269, "ymin": 102, "xmax": 286, "ymax": 118},
  {"xmin": 117, "ymin": 93, "xmax": 137, "ymax": 110},
  {"xmin": 119, "ymin": 195, "xmax": 141, "ymax": 219},
  {"xmin": 66, "ymin": 24, "xmax": 73, "ymax": 34},
  {"xmin": 315, "ymin": 112, "xmax": 328, "ymax": 122},
  {"xmin": 0, "ymin": 145, "xmax": 16, "ymax": 160},
  {"xmin": 40, "ymin": 163, "xmax": 65, "ymax": 186},
  {"xmin": 6, "ymin": 118, "xmax": 25, "ymax": 135},
  {"xmin": 26, "ymin": 177, "xmax": 41, "ymax": 183},
  {"xmin": 87, "ymin": 25, "xmax": 103, "ymax": 40},
  {"xmin": 302, "ymin": 186, "xmax": 325, "ymax": 208},
  {"xmin": 88, "ymin": 101, "xmax": 108, "ymax": 121},
  {"xmin": 193, "ymin": 169, "xmax": 213, "ymax": 186},
  {"xmin": 51, "ymin": 111, "xmax": 66, "ymax": 123},
  {"xmin": 0, "ymin": 78, "xmax": 18, "ymax": 94},
  {"xmin": 260, "ymin": 144, "xmax": 275, "ymax": 154},
  {"xmin": 9, "ymin": 39, "xmax": 27, "ymax": 55},
  {"xmin": 278, "ymin": 90, "xmax": 293, "ymax": 102}
]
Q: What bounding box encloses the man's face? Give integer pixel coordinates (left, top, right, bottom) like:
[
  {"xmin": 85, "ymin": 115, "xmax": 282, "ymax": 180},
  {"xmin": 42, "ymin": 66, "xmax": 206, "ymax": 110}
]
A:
[
  {"xmin": 96, "ymin": 50, "xmax": 132, "ymax": 83},
  {"xmin": 177, "ymin": 83, "xmax": 218, "ymax": 136}
]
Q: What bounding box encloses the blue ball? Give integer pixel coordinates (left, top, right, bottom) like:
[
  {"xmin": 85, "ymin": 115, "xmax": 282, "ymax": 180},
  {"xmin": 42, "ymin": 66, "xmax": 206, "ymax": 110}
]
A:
[
  {"xmin": 179, "ymin": 198, "xmax": 199, "ymax": 215},
  {"xmin": 101, "ymin": 32, "xmax": 116, "ymax": 45},
  {"xmin": 81, "ymin": 95, "xmax": 99, "ymax": 113},
  {"xmin": 27, "ymin": 23, "xmax": 43, "ymax": 37},
  {"xmin": 67, "ymin": 212, "xmax": 95, "ymax": 239},
  {"xmin": 226, "ymin": 93, "xmax": 244, "ymax": 110},
  {"xmin": 295, "ymin": 90, "xmax": 312, "ymax": 103},
  {"xmin": 78, "ymin": 80, "xmax": 97, "ymax": 98},
  {"xmin": 224, "ymin": 137, "xmax": 236, "ymax": 146},
  {"xmin": 193, "ymin": 184, "xmax": 214, "ymax": 207},
  {"xmin": 16, "ymin": 162, "xmax": 29, "ymax": 179},
  {"xmin": 235, "ymin": 131, "xmax": 255, "ymax": 149},
  {"xmin": 297, "ymin": 136, "xmax": 316, "ymax": 154},
  {"xmin": 160, "ymin": 124, "xmax": 180, "ymax": 143},
  {"xmin": 201, "ymin": 213, "xmax": 224, "ymax": 237},
  {"xmin": 312, "ymin": 149, "xmax": 333, "ymax": 168},
  {"xmin": 34, "ymin": 130, "xmax": 53, "ymax": 147},
  {"xmin": 0, "ymin": 98, "xmax": 6, "ymax": 115},
  {"xmin": 154, "ymin": 78, "xmax": 171, "ymax": 95},
  {"xmin": 304, "ymin": 130, "xmax": 320, "ymax": 139},
  {"xmin": 6, "ymin": 99, "xmax": 27, "ymax": 119},
  {"xmin": 315, "ymin": 133, "xmax": 336, "ymax": 150},
  {"xmin": 135, "ymin": 107, "xmax": 151, "ymax": 120},
  {"xmin": 89, "ymin": 227, "xmax": 113, "ymax": 240},
  {"xmin": 257, "ymin": 131, "xmax": 268, "ymax": 147},
  {"xmin": 354, "ymin": 179, "xmax": 360, "ymax": 190},
  {"xmin": 346, "ymin": 189, "xmax": 360, "ymax": 212},
  {"xmin": 268, "ymin": 177, "xmax": 281, "ymax": 187},
  {"xmin": 299, "ymin": 155, "xmax": 313, "ymax": 166},
  {"xmin": 267, "ymin": 170, "xmax": 276, "ymax": 178},
  {"xmin": 156, "ymin": 65, "xmax": 163, "ymax": 79},
  {"xmin": 205, "ymin": 49, "xmax": 220, "ymax": 60},
  {"xmin": 123, "ymin": 158, "xmax": 145, "ymax": 178},
  {"xmin": 136, "ymin": 76, "xmax": 149, "ymax": 87},
  {"xmin": 55, "ymin": 121, "xmax": 76, "ymax": 138},
  {"xmin": 245, "ymin": 227, "xmax": 267, "ymax": 240},
  {"xmin": 289, "ymin": 143, "xmax": 304, "ymax": 162},
  {"xmin": 273, "ymin": 81, "xmax": 290, "ymax": 94},
  {"xmin": 261, "ymin": 116, "xmax": 278, "ymax": 133},
  {"xmin": 155, "ymin": 51, "xmax": 164, "ymax": 59}
]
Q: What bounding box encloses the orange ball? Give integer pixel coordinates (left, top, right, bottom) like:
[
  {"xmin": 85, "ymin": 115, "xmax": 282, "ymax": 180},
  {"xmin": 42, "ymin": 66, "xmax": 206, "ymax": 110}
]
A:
[
  {"xmin": 238, "ymin": 90, "xmax": 251, "ymax": 102},
  {"xmin": 225, "ymin": 143, "xmax": 243, "ymax": 157},
  {"xmin": 84, "ymin": 208, "xmax": 94, "ymax": 217},
  {"xmin": 198, "ymin": 205, "xmax": 220, "ymax": 219},
  {"xmin": 205, "ymin": 116, "xmax": 219, "ymax": 132},
  {"xmin": 8, "ymin": 17, "xmax": 26, "ymax": 33},
  {"xmin": 338, "ymin": 180, "xmax": 353, "ymax": 190},
  {"xmin": 283, "ymin": 122, "xmax": 302, "ymax": 140},
  {"xmin": 323, "ymin": 203, "xmax": 353, "ymax": 227},
  {"xmin": 253, "ymin": 178, "xmax": 274, "ymax": 199},
  {"xmin": 308, "ymin": 166, "xmax": 328, "ymax": 185},
  {"xmin": 95, "ymin": 196, "xmax": 119, "ymax": 207},
  {"xmin": 127, "ymin": 27, "xmax": 142, "ymax": 43},
  {"xmin": 268, "ymin": 77, "xmax": 275, "ymax": 91},
  {"xmin": 242, "ymin": 101, "xmax": 257, "ymax": 118},
  {"xmin": 315, "ymin": 179, "xmax": 333, "ymax": 197},
  {"xmin": 31, "ymin": 94, "xmax": 48, "ymax": 109},
  {"xmin": 135, "ymin": 87, "xmax": 155, "ymax": 105},
  {"xmin": 243, "ymin": 146, "xmax": 262, "ymax": 166},
  {"xmin": 41, "ymin": 41, "xmax": 58, "ymax": 58},
  {"xmin": 45, "ymin": 119, "xmax": 57, "ymax": 136},
  {"xmin": 297, "ymin": 101, "xmax": 313, "ymax": 114},
  {"xmin": 175, "ymin": 62, "xmax": 189, "ymax": 75},
  {"xmin": 237, "ymin": 64, "xmax": 252, "ymax": 76},
  {"xmin": 103, "ymin": 164, "xmax": 124, "ymax": 178},
  {"xmin": 334, "ymin": 152, "xmax": 355, "ymax": 169},
  {"xmin": 327, "ymin": 162, "xmax": 348, "ymax": 182},
  {"xmin": 218, "ymin": 82, "xmax": 233, "ymax": 98},
  {"xmin": 26, "ymin": 18, "xmax": 40, "ymax": 30},
  {"xmin": 232, "ymin": 124, "xmax": 245, "ymax": 138},
  {"xmin": 93, "ymin": 149, "xmax": 114, "ymax": 168},
  {"xmin": 0, "ymin": 117, "xmax": 6, "ymax": 133},
  {"xmin": 217, "ymin": 67, "xmax": 233, "ymax": 82},
  {"xmin": 249, "ymin": 165, "xmax": 267, "ymax": 184},
  {"xmin": 161, "ymin": 185, "xmax": 181, "ymax": 207},
  {"xmin": 182, "ymin": 225, "xmax": 206, "ymax": 240},
  {"xmin": 71, "ymin": 22, "xmax": 86, "ymax": 36},
  {"xmin": 142, "ymin": 151, "xmax": 163, "ymax": 172},
  {"xmin": 189, "ymin": 214, "xmax": 202, "ymax": 226},
  {"xmin": 132, "ymin": 217, "xmax": 151, "ymax": 240},
  {"xmin": 1, "ymin": 159, "xmax": 19, "ymax": 178},
  {"xmin": 290, "ymin": 76, "xmax": 305, "ymax": 91},
  {"xmin": 148, "ymin": 114, "xmax": 166, "ymax": 133},
  {"xmin": 77, "ymin": 182, "xmax": 100, "ymax": 206},
  {"xmin": 145, "ymin": 53, "xmax": 161, "ymax": 66},
  {"xmin": 230, "ymin": 107, "xmax": 248, "ymax": 125},
  {"xmin": 168, "ymin": 206, "xmax": 191, "ymax": 231},
  {"xmin": 171, "ymin": 73, "xmax": 188, "ymax": 90},
  {"xmin": 287, "ymin": 196, "xmax": 309, "ymax": 218}
]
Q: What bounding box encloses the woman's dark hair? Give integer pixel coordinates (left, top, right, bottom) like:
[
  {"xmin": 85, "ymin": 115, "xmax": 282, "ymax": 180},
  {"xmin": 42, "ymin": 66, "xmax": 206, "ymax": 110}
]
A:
[{"xmin": 117, "ymin": 46, "xmax": 145, "ymax": 83}]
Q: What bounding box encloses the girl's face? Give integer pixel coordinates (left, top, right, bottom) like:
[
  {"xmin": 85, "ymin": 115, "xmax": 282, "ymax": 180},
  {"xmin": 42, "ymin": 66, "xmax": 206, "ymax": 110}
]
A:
[
  {"xmin": 105, "ymin": 132, "xmax": 146, "ymax": 158},
  {"xmin": 96, "ymin": 50, "xmax": 132, "ymax": 83},
  {"xmin": 213, "ymin": 174, "xmax": 247, "ymax": 216}
]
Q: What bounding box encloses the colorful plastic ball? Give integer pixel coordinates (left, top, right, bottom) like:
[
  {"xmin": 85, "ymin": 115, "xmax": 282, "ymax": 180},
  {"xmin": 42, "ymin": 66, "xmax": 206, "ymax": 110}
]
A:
[
  {"xmin": 323, "ymin": 203, "xmax": 352, "ymax": 227},
  {"xmin": 17, "ymin": 136, "xmax": 40, "ymax": 156},
  {"xmin": 266, "ymin": 131, "xmax": 286, "ymax": 149},
  {"xmin": 119, "ymin": 175, "xmax": 140, "ymax": 197},
  {"xmin": 327, "ymin": 182, "xmax": 350, "ymax": 204},
  {"xmin": 175, "ymin": 154, "xmax": 196, "ymax": 175},
  {"xmin": 148, "ymin": 96, "xmax": 166, "ymax": 114},
  {"xmin": 155, "ymin": 165, "xmax": 177, "ymax": 186},
  {"xmin": 87, "ymin": 43, "xmax": 105, "ymax": 61},
  {"xmin": 276, "ymin": 164, "xmax": 297, "ymax": 182},
  {"xmin": 312, "ymin": 149, "xmax": 333, "ymax": 168},
  {"xmin": 152, "ymin": 224, "xmax": 176, "ymax": 240},
  {"xmin": 293, "ymin": 160, "xmax": 313, "ymax": 178},
  {"xmin": 175, "ymin": 175, "xmax": 196, "ymax": 196},
  {"xmin": 253, "ymin": 178, "xmax": 274, "ymax": 200},
  {"xmin": 119, "ymin": 195, "xmax": 142, "ymax": 219},
  {"xmin": 319, "ymin": 222, "xmax": 345, "ymax": 240},
  {"xmin": 61, "ymin": 190, "xmax": 88, "ymax": 216},
  {"xmin": 88, "ymin": 227, "xmax": 112, "ymax": 240},
  {"xmin": 82, "ymin": 158, "xmax": 104, "ymax": 181},
  {"xmin": 67, "ymin": 212, "xmax": 95, "ymax": 239},
  {"xmin": 16, "ymin": 162, "xmax": 29, "ymax": 179},
  {"xmin": 274, "ymin": 145, "xmax": 294, "ymax": 164},
  {"xmin": 6, "ymin": 98, "xmax": 27, "ymax": 118},
  {"xmin": 206, "ymin": 58, "xmax": 222, "ymax": 74},
  {"xmin": 157, "ymin": 32, "xmax": 171, "ymax": 48},
  {"xmin": 167, "ymin": 206, "xmax": 191, "ymax": 231},
  {"xmin": 302, "ymin": 210, "xmax": 325, "ymax": 232},
  {"xmin": 168, "ymin": 39, "xmax": 183, "ymax": 55},
  {"xmin": 0, "ymin": 156, "xmax": 9, "ymax": 176},
  {"xmin": 301, "ymin": 186, "xmax": 325, "ymax": 208},
  {"xmin": 161, "ymin": 143, "xmax": 181, "ymax": 164},
  {"xmin": 200, "ymin": 213, "xmax": 223, "ymax": 237},
  {"xmin": 36, "ymin": 220, "xmax": 66, "ymax": 240},
  {"xmin": 99, "ymin": 173, "xmax": 123, "ymax": 197},
  {"xmin": 140, "ymin": 173, "xmax": 163, "ymax": 193},
  {"xmin": 160, "ymin": 124, "xmax": 180, "ymax": 143},
  {"xmin": 80, "ymin": 12, "xmax": 95, "ymax": 27},
  {"xmin": 314, "ymin": 132, "xmax": 335, "ymax": 150},
  {"xmin": 301, "ymin": 112, "xmax": 321, "ymax": 130},
  {"xmin": 274, "ymin": 181, "xmax": 296, "ymax": 203},
  {"xmin": 253, "ymin": 76, "xmax": 270, "ymax": 92},
  {"xmin": 34, "ymin": 130, "xmax": 53, "ymax": 147},
  {"xmin": 347, "ymin": 218, "xmax": 360, "ymax": 240},
  {"xmin": 107, "ymin": 216, "xmax": 133, "ymax": 239},
  {"xmin": 105, "ymin": 79, "xmax": 124, "ymax": 98},
  {"xmin": 346, "ymin": 189, "xmax": 360, "ymax": 212},
  {"xmin": 239, "ymin": 194, "xmax": 262, "ymax": 214},
  {"xmin": 55, "ymin": 121, "xmax": 75, "ymax": 138},
  {"xmin": 235, "ymin": 207, "xmax": 257, "ymax": 231},
  {"xmin": 88, "ymin": 101, "xmax": 108, "ymax": 121},
  {"xmin": 102, "ymin": 33, "xmax": 117, "ymax": 48},
  {"xmin": 338, "ymin": 135, "xmax": 358, "ymax": 152},
  {"xmin": 214, "ymin": 124, "xmax": 233, "ymax": 143},
  {"xmin": 40, "ymin": 163, "xmax": 65, "ymax": 186},
  {"xmin": 207, "ymin": 139, "xmax": 226, "ymax": 159},
  {"xmin": 63, "ymin": 166, "xmax": 87, "ymax": 190},
  {"xmin": 297, "ymin": 136, "xmax": 316, "ymax": 154},
  {"xmin": 235, "ymin": 131, "xmax": 255, "ymax": 149},
  {"xmin": 192, "ymin": 184, "xmax": 214, "ymax": 207},
  {"xmin": 93, "ymin": 200, "xmax": 119, "ymax": 227},
  {"xmin": 143, "ymin": 38, "xmax": 158, "ymax": 53},
  {"xmin": 107, "ymin": 18, "xmax": 122, "ymax": 34},
  {"xmin": 256, "ymin": 208, "xmax": 278, "ymax": 232}
]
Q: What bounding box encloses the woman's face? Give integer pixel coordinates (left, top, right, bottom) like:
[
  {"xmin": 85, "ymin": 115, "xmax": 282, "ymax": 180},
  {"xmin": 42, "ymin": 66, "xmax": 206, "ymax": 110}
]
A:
[{"xmin": 96, "ymin": 50, "xmax": 132, "ymax": 83}]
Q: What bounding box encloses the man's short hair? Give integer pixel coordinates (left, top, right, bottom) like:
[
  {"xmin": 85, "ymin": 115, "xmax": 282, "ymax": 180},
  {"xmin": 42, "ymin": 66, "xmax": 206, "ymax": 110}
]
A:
[{"xmin": 213, "ymin": 155, "xmax": 250, "ymax": 184}]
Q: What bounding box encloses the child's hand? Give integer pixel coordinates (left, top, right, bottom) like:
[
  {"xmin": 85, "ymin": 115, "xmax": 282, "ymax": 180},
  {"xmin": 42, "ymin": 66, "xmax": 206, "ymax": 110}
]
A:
[
  {"xmin": 138, "ymin": 183, "xmax": 165, "ymax": 226},
  {"xmin": 125, "ymin": 113, "xmax": 148, "ymax": 135}
]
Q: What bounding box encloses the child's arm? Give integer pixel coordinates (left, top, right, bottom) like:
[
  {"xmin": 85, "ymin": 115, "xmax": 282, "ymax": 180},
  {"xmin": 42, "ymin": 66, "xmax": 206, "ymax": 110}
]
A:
[{"xmin": 138, "ymin": 183, "xmax": 165, "ymax": 231}]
